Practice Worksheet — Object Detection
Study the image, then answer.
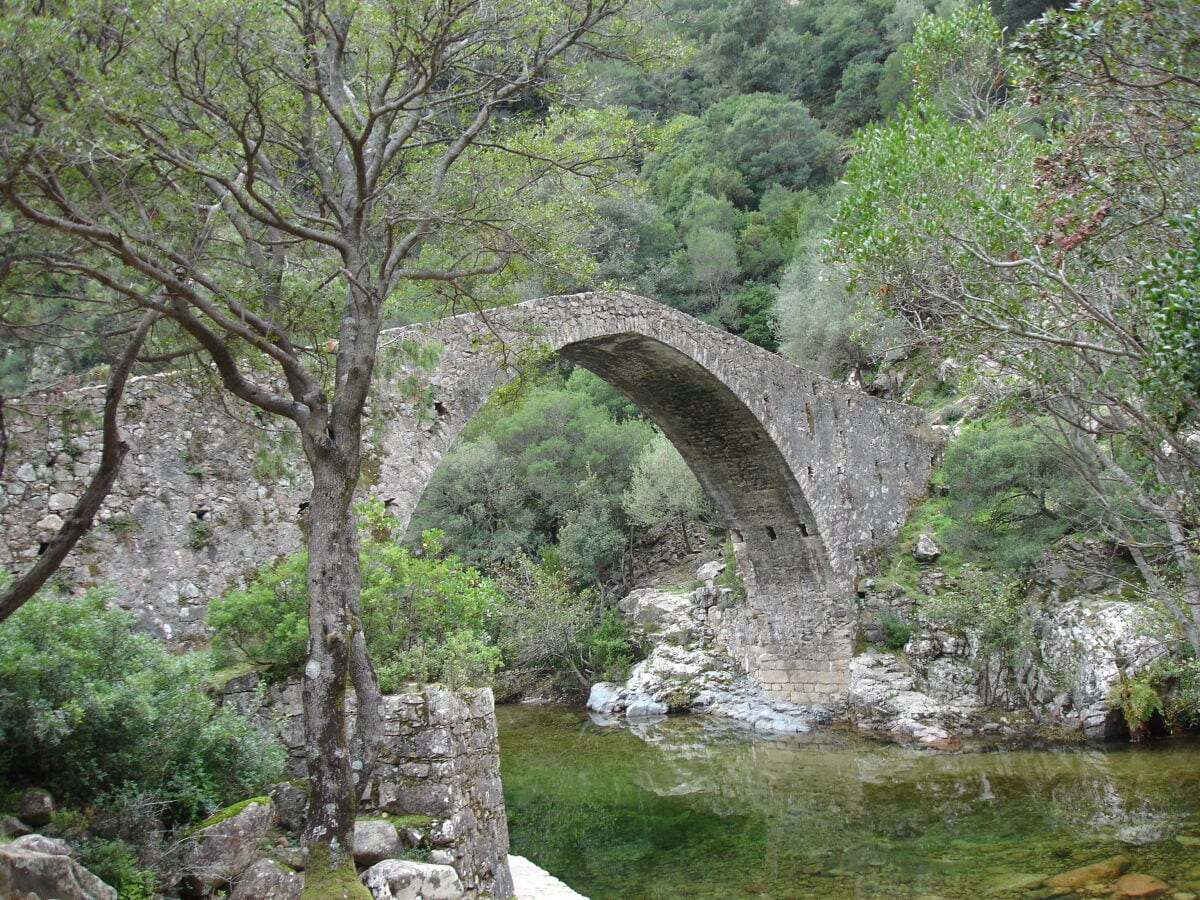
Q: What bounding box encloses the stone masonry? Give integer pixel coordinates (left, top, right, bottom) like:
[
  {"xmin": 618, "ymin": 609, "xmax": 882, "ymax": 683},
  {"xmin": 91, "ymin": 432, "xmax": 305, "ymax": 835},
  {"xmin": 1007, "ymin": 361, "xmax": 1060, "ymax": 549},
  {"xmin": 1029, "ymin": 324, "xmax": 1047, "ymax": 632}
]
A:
[
  {"xmin": 0, "ymin": 291, "xmax": 936, "ymax": 705},
  {"xmin": 221, "ymin": 678, "xmax": 514, "ymax": 899}
]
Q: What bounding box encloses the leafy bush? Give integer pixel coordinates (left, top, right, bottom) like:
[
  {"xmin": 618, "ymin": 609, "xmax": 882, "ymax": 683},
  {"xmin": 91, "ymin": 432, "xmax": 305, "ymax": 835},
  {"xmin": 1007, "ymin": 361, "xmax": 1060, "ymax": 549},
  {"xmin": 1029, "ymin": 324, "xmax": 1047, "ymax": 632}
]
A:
[
  {"xmin": 78, "ymin": 839, "xmax": 158, "ymax": 900},
  {"xmin": 920, "ymin": 569, "xmax": 1027, "ymax": 663},
  {"xmin": 1109, "ymin": 657, "xmax": 1200, "ymax": 740},
  {"xmin": 207, "ymin": 553, "xmax": 308, "ymax": 678},
  {"xmin": 939, "ymin": 421, "xmax": 1092, "ymax": 572},
  {"xmin": 578, "ymin": 608, "xmax": 638, "ymax": 683},
  {"xmin": 0, "ymin": 589, "xmax": 285, "ymax": 826},
  {"xmin": 879, "ymin": 614, "xmax": 912, "ymax": 651},
  {"xmin": 210, "ymin": 504, "xmax": 505, "ymax": 692}
]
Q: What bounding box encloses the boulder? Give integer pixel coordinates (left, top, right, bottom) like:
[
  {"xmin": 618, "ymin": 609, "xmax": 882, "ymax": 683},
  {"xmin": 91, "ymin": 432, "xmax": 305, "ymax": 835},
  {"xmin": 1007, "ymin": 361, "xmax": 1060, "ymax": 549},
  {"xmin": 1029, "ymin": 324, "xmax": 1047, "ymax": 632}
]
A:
[
  {"xmin": 19, "ymin": 788, "xmax": 54, "ymax": 828},
  {"xmin": 12, "ymin": 834, "xmax": 76, "ymax": 858},
  {"xmin": 360, "ymin": 859, "xmax": 464, "ymax": 900},
  {"xmin": 696, "ymin": 560, "xmax": 724, "ymax": 582},
  {"xmin": 230, "ymin": 858, "xmax": 303, "ymax": 900},
  {"xmin": 181, "ymin": 798, "xmax": 276, "ymax": 892},
  {"xmin": 268, "ymin": 782, "xmax": 309, "ymax": 834},
  {"xmin": 0, "ymin": 841, "xmax": 117, "ymax": 900},
  {"xmin": 913, "ymin": 533, "xmax": 941, "ymax": 564},
  {"xmin": 586, "ymin": 682, "xmax": 625, "ymax": 715},
  {"xmin": 353, "ymin": 819, "xmax": 400, "ymax": 867}
]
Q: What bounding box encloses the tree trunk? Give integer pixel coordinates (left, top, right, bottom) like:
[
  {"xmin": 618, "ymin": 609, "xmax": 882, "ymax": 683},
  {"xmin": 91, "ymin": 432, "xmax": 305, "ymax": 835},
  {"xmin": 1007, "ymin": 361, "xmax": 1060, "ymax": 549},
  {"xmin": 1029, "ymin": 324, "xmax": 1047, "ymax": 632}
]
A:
[{"xmin": 301, "ymin": 451, "xmax": 363, "ymax": 872}]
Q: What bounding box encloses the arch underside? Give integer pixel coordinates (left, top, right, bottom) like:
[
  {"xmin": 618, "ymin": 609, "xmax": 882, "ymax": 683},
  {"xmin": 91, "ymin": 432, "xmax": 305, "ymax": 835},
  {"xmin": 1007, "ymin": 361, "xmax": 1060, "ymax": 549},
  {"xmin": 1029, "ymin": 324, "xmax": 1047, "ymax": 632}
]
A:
[{"xmin": 560, "ymin": 332, "xmax": 831, "ymax": 596}]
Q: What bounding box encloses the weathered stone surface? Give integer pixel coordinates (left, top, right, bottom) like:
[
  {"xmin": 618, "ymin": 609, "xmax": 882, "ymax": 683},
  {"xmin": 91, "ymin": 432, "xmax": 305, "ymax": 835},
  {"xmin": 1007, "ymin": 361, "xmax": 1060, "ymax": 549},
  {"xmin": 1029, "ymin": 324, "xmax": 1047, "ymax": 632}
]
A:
[
  {"xmin": 913, "ymin": 533, "xmax": 941, "ymax": 563},
  {"xmin": 19, "ymin": 787, "xmax": 54, "ymax": 827},
  {"xmin": 268, "ymin": 781, "xmax": 308, "ymax": 834},
  {"xmin": 353, "ymin": 820, "xmax": 400, "ymax": 867},
  {"xmin": 0, "ymin": 841, "xmax": 117, "ymax": 900},
  {"xmin": 11, "ymin": 834, "xmax": 75, "ymax": 858},
  {"xmin": 230, "ymin": 858, "xmax": 303, "ymax": 900},
  {"xmin": 1112, "ymin": 873, "xmax": 1171, "ymax": 898},
  {"xmin": 598, "ymin": 567, "xmax": 827, "ymax": 734},
  {"xmin": 1016, "ymin": 598, "xmax": 1171, "ymax": 739},
  {"xmin": 227, "ymin": 681, "xmax": 513, "ymax": 900},
  {"xmin": 360, "ymin": 859, "xmax": 464, "ymax": 900},
  {"xmin": 1045, "ymin": 854, "xmax": 1129, "ymax": 891},
  {"xmin": 181, "ymin": 799, "xmax": 276, "ymax": 892}
]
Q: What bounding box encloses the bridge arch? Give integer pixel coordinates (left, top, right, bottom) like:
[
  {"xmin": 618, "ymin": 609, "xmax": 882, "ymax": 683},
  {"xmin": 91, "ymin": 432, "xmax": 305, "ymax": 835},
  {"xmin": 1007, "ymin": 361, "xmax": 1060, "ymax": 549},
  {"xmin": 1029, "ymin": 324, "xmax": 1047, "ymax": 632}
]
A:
[{"xmin": 372, "ymin": 292, "xmax": 935, "ymax": 704}]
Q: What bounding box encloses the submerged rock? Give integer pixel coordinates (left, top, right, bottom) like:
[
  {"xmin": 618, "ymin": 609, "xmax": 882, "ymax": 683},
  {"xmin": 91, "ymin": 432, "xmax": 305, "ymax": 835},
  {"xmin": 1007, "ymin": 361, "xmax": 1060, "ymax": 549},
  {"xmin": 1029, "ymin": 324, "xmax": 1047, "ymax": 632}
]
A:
[
  {"xmin": 1045, "ymin": 854, "xmax": 1129, "ymax": 891},
  {"xmin": 1112, "ymin": 873, "xmax": 1171, "ymax": 898}
]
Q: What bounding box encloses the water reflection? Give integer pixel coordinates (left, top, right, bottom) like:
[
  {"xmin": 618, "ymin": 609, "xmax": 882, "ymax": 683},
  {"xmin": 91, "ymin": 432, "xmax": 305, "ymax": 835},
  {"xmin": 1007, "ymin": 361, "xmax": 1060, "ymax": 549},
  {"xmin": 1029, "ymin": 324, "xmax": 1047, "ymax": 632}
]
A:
[{"xmin": 499, "ymin": 705, "xmax": 1200, "ymax": 899}]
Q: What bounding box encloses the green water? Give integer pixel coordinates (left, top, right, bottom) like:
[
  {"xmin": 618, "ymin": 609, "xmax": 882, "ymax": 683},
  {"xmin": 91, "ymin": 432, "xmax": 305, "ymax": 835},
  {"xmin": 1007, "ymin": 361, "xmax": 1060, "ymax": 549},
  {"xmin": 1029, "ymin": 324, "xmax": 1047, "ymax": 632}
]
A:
[{"xmin": 497, "ymin": 705, "xmax": 1200, "ymax": 899}]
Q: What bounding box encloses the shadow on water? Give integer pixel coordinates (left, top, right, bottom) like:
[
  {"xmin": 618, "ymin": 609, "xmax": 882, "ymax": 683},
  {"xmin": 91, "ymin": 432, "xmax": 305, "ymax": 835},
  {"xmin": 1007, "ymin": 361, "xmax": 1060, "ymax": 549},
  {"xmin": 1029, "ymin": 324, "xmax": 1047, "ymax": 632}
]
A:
[{"xmin": 497, "ymin": 705, "xmax": 1200, "ymax": 899}]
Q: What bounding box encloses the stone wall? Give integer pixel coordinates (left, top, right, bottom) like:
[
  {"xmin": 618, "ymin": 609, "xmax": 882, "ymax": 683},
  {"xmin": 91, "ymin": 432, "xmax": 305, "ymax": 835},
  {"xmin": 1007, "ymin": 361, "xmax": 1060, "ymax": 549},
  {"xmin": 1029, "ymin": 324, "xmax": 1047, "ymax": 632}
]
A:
[
  {"xmin": 0, "ymin": 377, "xmax": 308, "ymax": 645},
  {"xmin": 221, "ymin": 678, "xmax": 513, "ymax": 899}
]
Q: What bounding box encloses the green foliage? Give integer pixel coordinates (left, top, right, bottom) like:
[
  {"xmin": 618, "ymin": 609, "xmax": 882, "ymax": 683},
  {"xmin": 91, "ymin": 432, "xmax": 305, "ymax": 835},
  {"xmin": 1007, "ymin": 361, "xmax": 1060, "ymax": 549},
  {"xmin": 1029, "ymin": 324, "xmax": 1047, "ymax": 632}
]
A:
[
  {"xmin": 622, "ymin": 432, "xmax": 712, "ymax": 550},
  {"xmin": 939, "ymin": 421, "xmax": 1090, "ymax": 572},
  {"xmin": 1141, "ymin": 211, "xmax": 1200, "ymax": 415},
  {"xmin": 0, "ymin": 589, "xmax": 285, "ymax": 826},
  {"xmin": 78, "ymin": 839, "xmax": 158, "ymax": 900},
  {"xmin": 905, "ymin": 1, "xmax": 1007, "ymax": 119},
  {"xmin": 714, "ymin": 540, "xmax": 746, "ymax": 603},
  {"xmin": 410, "ymin": 368, "xmax": 653, "ymax": 583},
  {"xmin": 208, "ymin": 554, "xmax": 309, "ymax": 678},
  {"xmin": 1108, "ymin": 657, "xmax": 1200, "ymax": 740},
  {"xmin": 921, "ymin": 569, "xmax": 1027, "ymax": 662},
  {"xmin": 1109, "ymin": 671, "xmax": 1164, "ymax": 742},
  {"xmin": 578, "ymin": 608, "xmax": 639, "ymax": 683},
  {"xmin": 880, "ymin": 614, "xmax": 912, "ymax": 651},
  {"xmin": 210, "ymin": 507, "xmax": 505, "ymax": 691}
]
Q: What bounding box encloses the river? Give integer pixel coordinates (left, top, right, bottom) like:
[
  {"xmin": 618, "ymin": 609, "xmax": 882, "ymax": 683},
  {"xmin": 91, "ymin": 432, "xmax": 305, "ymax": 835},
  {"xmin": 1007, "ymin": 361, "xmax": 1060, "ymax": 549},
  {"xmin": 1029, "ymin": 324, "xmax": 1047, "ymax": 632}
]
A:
[{"xmin": 497, "ymin": 704, "xmax": 1200, "ymax": 899}]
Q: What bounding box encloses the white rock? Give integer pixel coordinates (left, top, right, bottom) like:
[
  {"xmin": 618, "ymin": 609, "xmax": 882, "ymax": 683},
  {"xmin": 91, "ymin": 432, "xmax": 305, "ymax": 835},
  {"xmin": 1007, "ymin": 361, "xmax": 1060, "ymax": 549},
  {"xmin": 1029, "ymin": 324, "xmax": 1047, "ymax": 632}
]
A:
[
  {"xmin": 360, "ymin": 859, "xmax": 464, "ymax": 900},
  {"xmin": 586, "ymin": 682, "xmax": 625, "ymax": 714}
]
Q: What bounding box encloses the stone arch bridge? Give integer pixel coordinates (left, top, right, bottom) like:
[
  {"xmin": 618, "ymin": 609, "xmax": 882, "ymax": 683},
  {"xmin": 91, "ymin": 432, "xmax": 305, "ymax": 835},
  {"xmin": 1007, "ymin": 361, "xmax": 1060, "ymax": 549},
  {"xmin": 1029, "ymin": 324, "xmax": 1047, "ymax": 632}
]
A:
[
  {"xmin": 373, "ymin": 292, "xmax": 936, "ymax": 705},
  {"xmin": 0, "ymin": 291, "xmax": 935, "ymax": 706}
]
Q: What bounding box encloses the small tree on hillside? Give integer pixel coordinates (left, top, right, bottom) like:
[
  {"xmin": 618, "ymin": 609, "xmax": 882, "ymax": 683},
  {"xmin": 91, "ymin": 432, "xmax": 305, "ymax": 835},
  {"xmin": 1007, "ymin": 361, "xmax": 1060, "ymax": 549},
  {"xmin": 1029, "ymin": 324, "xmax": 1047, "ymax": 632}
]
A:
[
  {"xmin": 0, "ymin": 0, "xmax": 648, "ymax": 884},
  {"xmin": 623, "ymin": 431, "xmax": 712, "ymax": 552}
]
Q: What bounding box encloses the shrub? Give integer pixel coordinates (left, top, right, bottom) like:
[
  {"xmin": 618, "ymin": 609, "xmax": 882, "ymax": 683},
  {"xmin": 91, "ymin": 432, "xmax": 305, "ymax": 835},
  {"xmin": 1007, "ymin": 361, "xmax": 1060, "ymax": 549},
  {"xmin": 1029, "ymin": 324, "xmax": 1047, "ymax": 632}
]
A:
[
  {"xmin": 209, "ymin": 504, "xmax": 507, "ymax": 692},
  {"xmin": 939, "ymin": 421, "xmax": 1093, "ymax": 572},
  {"xmin": 880, "ymin": 614, "xmax": 912, "ymax": 651},
  {"xmin": 0, "ymin": 589, "xmax": 285, "ymax": 827}
]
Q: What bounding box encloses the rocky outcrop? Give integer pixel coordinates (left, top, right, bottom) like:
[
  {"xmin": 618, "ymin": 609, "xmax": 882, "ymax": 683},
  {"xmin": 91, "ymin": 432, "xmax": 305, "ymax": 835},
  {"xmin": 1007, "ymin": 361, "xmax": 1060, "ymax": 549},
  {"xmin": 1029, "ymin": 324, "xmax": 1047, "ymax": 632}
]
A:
[
  {"xmin": 181, "ymin": 798, "xmax": 276, "ymax": 894},
  {"xmin": 851, "ymin": 540, "xmax": 1178, "ymax": 741},
  {"xmin": 0, "ymin": 837, "xmax": 117, "ymax": 900},
  {"xmin": 589, "ymin": 566, "xmax": 829, "ymax": 735}
]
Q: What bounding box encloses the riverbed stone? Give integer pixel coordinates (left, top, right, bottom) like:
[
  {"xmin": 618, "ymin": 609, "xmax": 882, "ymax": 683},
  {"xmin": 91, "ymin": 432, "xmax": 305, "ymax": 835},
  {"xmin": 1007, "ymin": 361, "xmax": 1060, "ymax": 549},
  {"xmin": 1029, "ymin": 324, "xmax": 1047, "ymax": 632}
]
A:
[
  {"xmin": 1112, "ymin": 873, "xmax": 1171, "ymax": 898},
  {"xmin": 1045, "ymin": 854, "xmax": 1129, "ymax": 891}
]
